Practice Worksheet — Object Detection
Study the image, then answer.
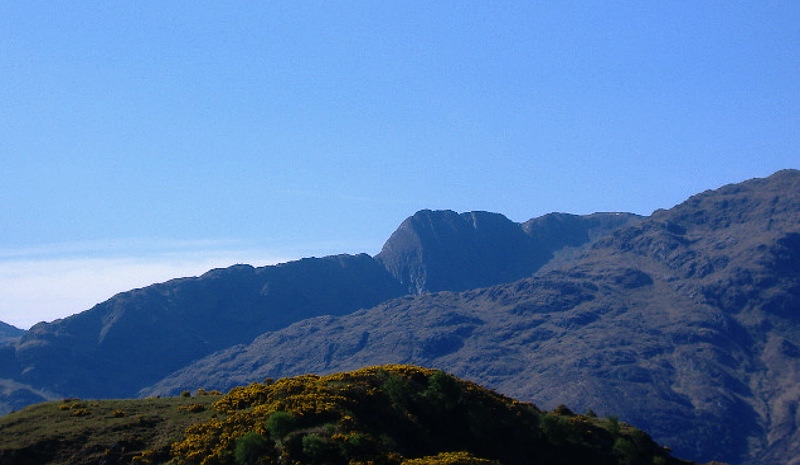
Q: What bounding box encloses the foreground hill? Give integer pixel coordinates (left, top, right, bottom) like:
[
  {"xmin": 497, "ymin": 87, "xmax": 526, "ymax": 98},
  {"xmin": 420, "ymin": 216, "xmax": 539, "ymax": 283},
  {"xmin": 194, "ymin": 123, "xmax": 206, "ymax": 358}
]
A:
[
  {"xmin": 145, "ymin": 170, "xmax": 800, "ymax": 465},
  {"xmin": 0, "ymin": 210, "xmax": 634, "ymax": 411},
  {"xmin": 0, "ymin": 365, "xmax": 699, "ymax": 465}
]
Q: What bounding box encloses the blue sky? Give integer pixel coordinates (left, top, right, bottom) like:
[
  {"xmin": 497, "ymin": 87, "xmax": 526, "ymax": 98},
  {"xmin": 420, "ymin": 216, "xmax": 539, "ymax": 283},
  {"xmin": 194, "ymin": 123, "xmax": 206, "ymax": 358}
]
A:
[{"xmin": 1, "ymin": 2, "xmax": 798, "ymax": 329}]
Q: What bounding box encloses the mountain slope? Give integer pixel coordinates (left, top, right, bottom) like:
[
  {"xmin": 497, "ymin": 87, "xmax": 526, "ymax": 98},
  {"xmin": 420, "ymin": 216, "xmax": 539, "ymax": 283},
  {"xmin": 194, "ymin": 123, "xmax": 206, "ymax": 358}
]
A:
[
  {"xmin": 0, "ymin": 209, "xmax": 636, "ymax": 413},
  {"xmin": 146, "ymin": 170, "xmax": 800, "ymax": 465},
  {"xmin": 0, "ymin": 321, "xmax": 23, "ymax": 344},
  {"xmin": 6, "ymin": 253, "xmax": 406, "ymax": 401}
]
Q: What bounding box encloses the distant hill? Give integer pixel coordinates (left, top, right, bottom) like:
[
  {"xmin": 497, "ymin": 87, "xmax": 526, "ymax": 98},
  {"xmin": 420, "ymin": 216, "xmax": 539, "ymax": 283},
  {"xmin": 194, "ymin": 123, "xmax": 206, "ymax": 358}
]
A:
[
  {"xmin": 144, "ymin": 170, "xmax": 800, "ymax": 465},
  {"xmin": 0, "ymin": 365, "xmax": 699, "ymax": 465}
]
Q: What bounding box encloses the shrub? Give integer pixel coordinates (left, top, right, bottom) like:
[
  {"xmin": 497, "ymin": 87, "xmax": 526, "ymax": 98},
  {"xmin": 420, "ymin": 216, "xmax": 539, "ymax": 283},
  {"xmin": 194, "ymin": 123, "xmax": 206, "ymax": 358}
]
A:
[
  {"xmin": 235, "ymin": 431, "xmax": 272, "ymax": 465},
  {"xmin": 340, "ymin": 431, "xmax": 372, "ymax": 457},
  {"xmin": 301, "ymin": 433, "xmax": 338, "ymax": 462},
  {"xmin": 180, "ymin": 390, "xmax": 191, "ymax": 398},
  {"xmin": 131, "ymin": 449, "xmax": 157, "ymax": 464},
  {"xmin": 381, "ymin": 372, "xmax": 416, "ymax": 406},
  {"xmin": 423, "ymin": 370, "xmax": 463, "ymax": 411},
  {"xmin": 613, "ymin": 437, "xmax": 640, "ymax": 465},
  {"xmin": 265, "ymin": 411, "xmax": 297, "ymax": 439},
  {"xmin": 539, "ymin": 412, "xmax": 570, "ymax": 446},
  {"xmin": 553, "ymin": 404, "xmax": 574, "ymax": 416},
  {"xmin": 401, "ymin": 451, "xmax": 499, "ymax": 465},
  {"xmin": 605, "ymin": 415, "xmax": 621, "ymax": 436},
  {"xmin": 178, "ymin": 403, "xmax": 206, "ymax": 413}
]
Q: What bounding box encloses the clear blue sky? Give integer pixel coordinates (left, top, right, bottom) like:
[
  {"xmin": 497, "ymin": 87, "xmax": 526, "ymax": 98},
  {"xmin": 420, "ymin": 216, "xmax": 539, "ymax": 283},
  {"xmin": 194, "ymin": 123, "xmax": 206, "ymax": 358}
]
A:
[{"xmin": 1, "ymin": 2, "xmax": 798, "ymax": 329}]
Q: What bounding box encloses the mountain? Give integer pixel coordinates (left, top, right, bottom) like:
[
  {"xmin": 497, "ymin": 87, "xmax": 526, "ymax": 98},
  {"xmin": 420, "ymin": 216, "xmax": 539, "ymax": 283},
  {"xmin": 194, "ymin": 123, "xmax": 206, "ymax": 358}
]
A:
[
  {"xmin": 0, "ymin": 365, "xmax": 700, "ymax": 465},
  {"xmin": 0, "ymin": 321, "xmax": 23, "ymax": 345},
  {"xmin": 5, "ymin": 254, "xmax": 406, "ymax": 401},
  {"xmin": 0, "ymin": 210, "xmax": 635, "ymax": 411},
  {"xmin": 375, "ymin": 209, "xmax": 640, "ymax": 294},
  {"xmin": 2, "ymin": 169, "xmax": 798, "ymax": 464},
  {"xmin": 144, "ymin": 170, "xmax": 800, "ymax": 465},
  {"xmin": 0, "ymin": 323, "xmax": 41, "ymax": 414}
]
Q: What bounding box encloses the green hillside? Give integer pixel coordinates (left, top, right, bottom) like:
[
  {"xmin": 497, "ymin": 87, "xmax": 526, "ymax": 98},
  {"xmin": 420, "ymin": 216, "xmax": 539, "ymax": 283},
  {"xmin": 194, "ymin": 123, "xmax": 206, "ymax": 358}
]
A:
[
  {"xmin": 0, "ymin": 390, "xmax": 222, "ymax": 464},
  {"xmin": 0, "ymin": 365, "xmax": 702, "ymax": 465}
]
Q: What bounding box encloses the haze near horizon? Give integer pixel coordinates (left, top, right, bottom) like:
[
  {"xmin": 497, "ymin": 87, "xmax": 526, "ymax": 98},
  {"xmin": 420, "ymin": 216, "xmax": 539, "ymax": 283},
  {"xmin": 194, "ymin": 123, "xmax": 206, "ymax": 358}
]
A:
[{"xmin": 1, "ymin": 2, "xmax": 798, "ymax": 329}]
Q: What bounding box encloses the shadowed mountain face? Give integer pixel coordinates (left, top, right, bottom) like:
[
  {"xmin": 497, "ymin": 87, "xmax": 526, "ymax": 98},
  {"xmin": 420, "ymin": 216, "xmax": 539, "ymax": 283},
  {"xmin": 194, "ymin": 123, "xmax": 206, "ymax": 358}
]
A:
[
  {"xmin": 375, "ymin": 209, "xmax": 640, "ymax": 294},
  {"xmin": 145, "ymin": 170, "xmax": 800, "ymax": 465}
]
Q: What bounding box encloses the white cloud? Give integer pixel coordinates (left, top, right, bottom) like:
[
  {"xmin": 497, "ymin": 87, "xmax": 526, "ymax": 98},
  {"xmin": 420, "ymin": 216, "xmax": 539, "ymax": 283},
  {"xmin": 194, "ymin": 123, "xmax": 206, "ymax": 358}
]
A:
[{"xmin": 0, "ymin": 243, "xmax": 297, "ymax": 330}]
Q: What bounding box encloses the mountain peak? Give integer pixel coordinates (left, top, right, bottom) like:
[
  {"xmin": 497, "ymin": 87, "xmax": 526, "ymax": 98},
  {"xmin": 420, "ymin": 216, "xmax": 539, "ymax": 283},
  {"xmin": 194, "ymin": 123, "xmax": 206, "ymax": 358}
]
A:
[{"xmin": 375, "ymin": 209, "xmax": 639, "ymax": 294}]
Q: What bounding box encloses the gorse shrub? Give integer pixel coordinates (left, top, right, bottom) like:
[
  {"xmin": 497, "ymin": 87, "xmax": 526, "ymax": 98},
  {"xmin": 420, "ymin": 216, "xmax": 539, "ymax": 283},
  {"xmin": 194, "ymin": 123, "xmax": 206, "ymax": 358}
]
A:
[
  {"xmin": 170, "ymin": 365, "xmax": 683, "ymax": 465},
  {"xmin": 401, "ymin": 451, "xmax": 500, "ymax": 465}
]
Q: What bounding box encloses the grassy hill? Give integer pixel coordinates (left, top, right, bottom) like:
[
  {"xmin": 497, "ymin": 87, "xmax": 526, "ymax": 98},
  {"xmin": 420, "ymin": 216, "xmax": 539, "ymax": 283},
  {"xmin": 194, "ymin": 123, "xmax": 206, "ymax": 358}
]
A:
[
  {"xmin": 0, "ymin": 390, "xmax": 222, "ymax": 464},
  {"xmin": 0, "ymin": 365, "xmax": 701, "ymax": 465}
]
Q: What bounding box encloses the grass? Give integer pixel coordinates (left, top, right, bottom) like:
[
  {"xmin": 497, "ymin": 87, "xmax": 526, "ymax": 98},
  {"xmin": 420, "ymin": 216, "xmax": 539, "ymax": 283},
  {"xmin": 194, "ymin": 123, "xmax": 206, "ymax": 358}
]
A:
[{"xmin": 0, "ymin": 391, "xmax": 221, "ymax": 465}]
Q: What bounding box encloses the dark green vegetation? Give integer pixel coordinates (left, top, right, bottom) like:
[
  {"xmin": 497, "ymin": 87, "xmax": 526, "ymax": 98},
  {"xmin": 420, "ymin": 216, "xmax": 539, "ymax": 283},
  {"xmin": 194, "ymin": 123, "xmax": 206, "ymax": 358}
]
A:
[
  {"xmin": 2, "ymin": 169, "xmax": 799, "ymax": 465},
  {"xmin": 0, "ymin": 365, "xmax": 700, "ymax": 465},
  {"xmin": 0, "ymin": 390, "xmax": 222, "ymax": 465}
]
